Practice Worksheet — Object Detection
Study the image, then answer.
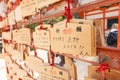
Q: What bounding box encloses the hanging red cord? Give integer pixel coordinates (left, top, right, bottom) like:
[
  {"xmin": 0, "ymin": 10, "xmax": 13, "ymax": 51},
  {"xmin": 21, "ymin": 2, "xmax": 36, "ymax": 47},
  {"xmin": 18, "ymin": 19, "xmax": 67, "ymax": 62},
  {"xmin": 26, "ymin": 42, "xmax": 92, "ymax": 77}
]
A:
[
  {"xmin": 32, "ymin": 45, "xmax": 37, "ymax": 56},
  {"xmin": 50, "ymin": 50, "xmax": 54, "ymax": 66},
  {"xmin": 3, "ymin": 39, "xmax": 8, "ymax": 43},
  {"xmin": 39, "ymin": 12, "xmax": 43, "ymax": 30},
  {"xmin": 97, "ymin": 63, "xmax": 110, "ymax": 80},
  {"xmin": 15, "ymin": 21, "xmax": 18, "ymax": 30},
  {"xmin": 16, "ymin": 0, "xmax": 21, "ymax": 5},
  {"xmin": 0, "ymin": 16, "xmax": 2, "ymax": 21},
  {"xmin": 6, "ymin": 66, "xmax": 9, "ymax": 74},
  {"xmin": 64, "ymin": 0, "xmax": 74, "ymax": 27},
  {"xmin": 10, "ymin": 1, "xmax": 15, "ymax": 11},
  {"xmin": 21, "ymin": 18, "xmax": 26, "ymax": 28},
  {"xmin": 49, "ymin": 44, "xmax": 54, "ymax": 66}
]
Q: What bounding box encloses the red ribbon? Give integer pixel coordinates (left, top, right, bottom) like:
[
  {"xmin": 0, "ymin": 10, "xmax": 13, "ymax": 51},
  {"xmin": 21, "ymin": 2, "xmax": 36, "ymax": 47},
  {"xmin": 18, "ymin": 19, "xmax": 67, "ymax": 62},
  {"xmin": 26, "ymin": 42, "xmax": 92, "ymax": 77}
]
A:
[
  {"xmin": 3, "ymin": 39, "xmax": 8, "ymax": 43},
  {"xmin": 2, "ymin": 26, "xmax": 10, "ymax": 32},
  {"xmin": 64, "ymin": 0, "xmax": 74, "ymax": 26},
  {"xmin": 97, "ymin": 63, "xmax": 110, "ymax": 80},
  {"xmin": 16, "ymin": 0, "xmax": 21, "ymax": 5},
  {"xmin": 3, "ymin": 39, "xmax": 12, "ymax": 44}
]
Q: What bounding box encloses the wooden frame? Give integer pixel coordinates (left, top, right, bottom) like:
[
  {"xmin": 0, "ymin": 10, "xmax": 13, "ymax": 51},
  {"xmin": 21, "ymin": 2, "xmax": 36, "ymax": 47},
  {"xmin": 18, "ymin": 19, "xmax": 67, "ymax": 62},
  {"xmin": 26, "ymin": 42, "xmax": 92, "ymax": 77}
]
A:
[{"xmin": 97, "ymin": 46, "xmax": 120, "ymax": 70}]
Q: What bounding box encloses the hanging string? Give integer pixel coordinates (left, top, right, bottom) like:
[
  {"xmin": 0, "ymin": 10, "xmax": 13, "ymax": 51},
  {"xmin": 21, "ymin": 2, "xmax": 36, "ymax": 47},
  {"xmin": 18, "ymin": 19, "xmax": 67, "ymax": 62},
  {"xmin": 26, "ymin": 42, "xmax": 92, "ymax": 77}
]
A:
[
  {"xmin": 0, "ymin": 16, "xmax": 2, "ymax": 22},
  {"xmin": 6, "ymin": 65, "xmax": 9, "ymax": 74},
  {"xmin": 33, "ymin": 45, "xmax": 37, "ymax": 56},
  {"xmin": 10, "ymin": 1, "xmax": 15, "ymax": 11},
  {"xmin": 15, "ymin": 20, "xmax": 18, "ymax": 32},
  {"xmin": 50, "ymin": 45, "xmax": 54, "ymax": 66},
  {"xmin": 32, "ymin": 39, "xmax": 37, "ymax": 56},
  {"xmin": 50, "ymin": 51, "xmax": 54, "ymax": 66},
  {"xmin": 64, "ymin": 0, "xmax": 74, "ymax": 27},
  {"xmin": 40, "ymin": 14, "xmax": 42, "ymax": 29},
  {"xmin": 97, "ymin": 63, "xmax": 110, "ymax": 80},
  {"xmin": 11, "ymin": 3, "xmax": 14, "ymax": 10},
  {"xmin": 40, "ymin": 13, "xmax": 43, "ymax": 29},
  {"xmin": 21, "ymin": 18, "xmax": 26, "ymax": 28},
  {"xmin": 38, "ymin": 10, "xmax": 43, "ymax": 30}
]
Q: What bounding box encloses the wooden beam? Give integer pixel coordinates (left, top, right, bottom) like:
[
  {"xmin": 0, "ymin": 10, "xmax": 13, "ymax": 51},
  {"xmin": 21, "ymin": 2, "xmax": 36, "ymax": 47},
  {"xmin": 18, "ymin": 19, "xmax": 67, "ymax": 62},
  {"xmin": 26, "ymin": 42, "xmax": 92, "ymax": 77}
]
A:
[
  {"xmin": 86, "ymin": 8, "xmax": 119, "ymax": 16},
  {"xmin": 118, "ymin": 3, "xmax": 120, "ymax": 48},
  {"xmin": 103, "ymin": 8, "xmax": 106, "ymax": 37},
  {"xmin": 19, "ymin": 0, "xmax": 120, "ymax": 26},
  {"xmin": 46, "ymin": 0, "xmax": 65, "ymax": 11},
  {"xmin": 75, "ymin": 0, "xmax": 120, "ymax": 13}
]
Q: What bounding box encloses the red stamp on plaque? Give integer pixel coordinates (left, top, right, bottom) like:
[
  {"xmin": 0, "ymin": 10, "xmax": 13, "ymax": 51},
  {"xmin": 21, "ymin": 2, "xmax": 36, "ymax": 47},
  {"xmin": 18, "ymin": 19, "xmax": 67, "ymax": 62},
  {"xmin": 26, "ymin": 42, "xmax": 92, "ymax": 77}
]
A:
[{"xmin": 63, "ymin": 28, "xmax": 72, "ymax": 34}]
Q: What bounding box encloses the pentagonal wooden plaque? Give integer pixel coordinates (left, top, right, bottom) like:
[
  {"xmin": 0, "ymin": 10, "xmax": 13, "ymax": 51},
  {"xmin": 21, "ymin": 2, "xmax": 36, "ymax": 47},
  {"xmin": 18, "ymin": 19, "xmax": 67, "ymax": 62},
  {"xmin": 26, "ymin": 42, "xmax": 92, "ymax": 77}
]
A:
[
  {"xmin": 51, "ymin": 22, "xmax": 96, "ymax": 56},
  {"xmin": 39, "ymin": 65, "xmax": 70, "ymax": 80},
  {"xmin": 33, "ymin": 30, "xmax": 50, "ymax": 50}
]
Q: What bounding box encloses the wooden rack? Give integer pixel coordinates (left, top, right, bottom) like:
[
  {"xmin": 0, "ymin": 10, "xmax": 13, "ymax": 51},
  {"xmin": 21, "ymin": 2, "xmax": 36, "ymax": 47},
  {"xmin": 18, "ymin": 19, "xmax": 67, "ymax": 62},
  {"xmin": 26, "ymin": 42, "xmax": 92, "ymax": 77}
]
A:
[{"xmin": 2, "ymin": 0, "xmax": 120, "ymax": 69}]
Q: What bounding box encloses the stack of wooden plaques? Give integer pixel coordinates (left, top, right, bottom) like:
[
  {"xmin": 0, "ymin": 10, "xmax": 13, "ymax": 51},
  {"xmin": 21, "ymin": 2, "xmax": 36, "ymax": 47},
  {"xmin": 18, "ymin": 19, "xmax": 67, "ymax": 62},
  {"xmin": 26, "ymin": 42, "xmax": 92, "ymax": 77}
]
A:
[
  {"xmin": 0, "ymin": 54, "xmax": 29, "ymax": 80},
  {"xmin": 5, "ymin": 55, "xmax": 29, "ymax": 79},
  {"xmin": 1, "ymin": 18, "xmax": 105, "ymax": 80}
]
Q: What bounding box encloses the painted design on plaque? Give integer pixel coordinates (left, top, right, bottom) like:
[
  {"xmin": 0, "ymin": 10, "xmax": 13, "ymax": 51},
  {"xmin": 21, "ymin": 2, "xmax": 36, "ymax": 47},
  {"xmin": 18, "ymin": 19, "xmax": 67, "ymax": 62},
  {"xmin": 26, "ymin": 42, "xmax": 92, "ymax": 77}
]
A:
[{"xmin": 111, "ymin": 58, "xmax": 119, "ymax": 68}]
